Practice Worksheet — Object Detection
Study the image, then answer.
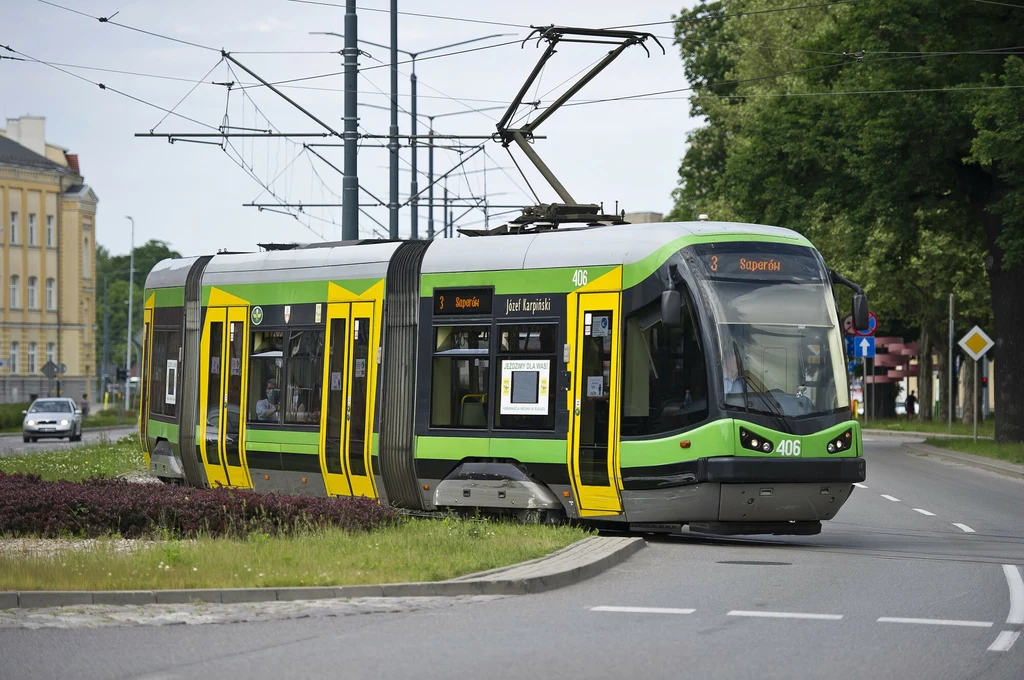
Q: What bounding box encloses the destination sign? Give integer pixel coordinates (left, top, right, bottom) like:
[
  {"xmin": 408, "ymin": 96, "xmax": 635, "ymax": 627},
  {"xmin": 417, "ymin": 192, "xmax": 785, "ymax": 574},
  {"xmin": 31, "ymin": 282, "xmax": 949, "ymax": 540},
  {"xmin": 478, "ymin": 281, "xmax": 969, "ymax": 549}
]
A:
[
  {"xmin": 690, "ymin": 244, "xmax": 824, "ymax": 282},
  {"xmin": 433, "ymin": 287, "xmax": 493, "ymax": 316}
]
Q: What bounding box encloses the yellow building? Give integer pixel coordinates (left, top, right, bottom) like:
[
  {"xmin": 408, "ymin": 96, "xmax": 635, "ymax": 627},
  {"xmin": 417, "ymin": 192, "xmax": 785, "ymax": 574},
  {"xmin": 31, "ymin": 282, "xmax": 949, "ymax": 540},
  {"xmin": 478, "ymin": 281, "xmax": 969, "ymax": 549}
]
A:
[{"xmin": 0, "ymin": 116, "xmax": 97, "ymax": 403}]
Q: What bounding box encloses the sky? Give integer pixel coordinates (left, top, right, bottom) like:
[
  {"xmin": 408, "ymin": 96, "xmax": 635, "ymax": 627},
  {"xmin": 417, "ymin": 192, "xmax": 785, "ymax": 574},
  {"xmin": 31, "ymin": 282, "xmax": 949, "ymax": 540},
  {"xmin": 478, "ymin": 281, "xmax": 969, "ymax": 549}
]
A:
[{"xmin": 2, "ymin": 0, "xmax": 700, "ymax": 257}]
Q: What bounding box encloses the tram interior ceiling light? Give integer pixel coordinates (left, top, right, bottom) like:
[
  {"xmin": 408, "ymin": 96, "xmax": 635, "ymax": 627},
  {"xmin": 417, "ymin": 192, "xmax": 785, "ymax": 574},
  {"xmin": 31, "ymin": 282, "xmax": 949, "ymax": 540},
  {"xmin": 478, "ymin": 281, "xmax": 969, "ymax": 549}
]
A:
[
  {"xmin": 739, "ymin": 427, "xmax": 773, "ymax": 453},
  {"xmin": 826, "ymin": 429, "xmax": 853, "ymax": 454}
]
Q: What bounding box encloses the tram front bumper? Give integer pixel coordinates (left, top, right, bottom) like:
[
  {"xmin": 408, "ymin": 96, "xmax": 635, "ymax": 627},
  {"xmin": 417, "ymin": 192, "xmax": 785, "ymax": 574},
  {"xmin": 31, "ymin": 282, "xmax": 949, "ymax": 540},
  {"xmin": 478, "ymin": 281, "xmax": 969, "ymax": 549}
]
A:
[{"xmin": 621, "ymin": 456, "xmax": 865, "ymax": 528}]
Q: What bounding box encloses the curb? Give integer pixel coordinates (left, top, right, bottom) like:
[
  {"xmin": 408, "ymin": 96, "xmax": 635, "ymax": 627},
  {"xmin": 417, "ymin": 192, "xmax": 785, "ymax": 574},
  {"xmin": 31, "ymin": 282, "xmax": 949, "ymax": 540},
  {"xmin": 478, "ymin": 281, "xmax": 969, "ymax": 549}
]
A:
[
  {"xmin": 902, "ymin": 442, "xmax": 1024, "ymax": 480},
  {"xmin": 864, "ymin": 428, "xmax": 993, "ymax": 441},
  {"xmin": 0, "ymin": 535, "xmax": 645, "ymax": 610}
]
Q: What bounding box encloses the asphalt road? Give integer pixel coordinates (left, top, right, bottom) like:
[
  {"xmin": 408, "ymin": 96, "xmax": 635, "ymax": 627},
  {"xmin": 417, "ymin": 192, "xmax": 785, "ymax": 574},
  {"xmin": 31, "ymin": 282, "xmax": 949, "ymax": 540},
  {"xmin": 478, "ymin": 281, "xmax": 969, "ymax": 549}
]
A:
[
  {"xmin": 2, "ymin": 436, "xmax": 1022, "ymax": 679},
  {"xmin": 0, "ymin": 426, "xmax": 136, "ymax": 458}
]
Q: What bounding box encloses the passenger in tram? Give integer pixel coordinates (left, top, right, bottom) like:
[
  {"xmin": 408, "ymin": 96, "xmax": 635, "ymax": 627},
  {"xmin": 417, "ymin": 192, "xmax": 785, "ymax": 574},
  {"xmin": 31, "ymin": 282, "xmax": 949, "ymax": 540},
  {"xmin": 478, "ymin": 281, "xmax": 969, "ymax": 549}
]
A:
[{"xmin": 256, "ymin": 379, "xmax": 281, "ymax": 422}]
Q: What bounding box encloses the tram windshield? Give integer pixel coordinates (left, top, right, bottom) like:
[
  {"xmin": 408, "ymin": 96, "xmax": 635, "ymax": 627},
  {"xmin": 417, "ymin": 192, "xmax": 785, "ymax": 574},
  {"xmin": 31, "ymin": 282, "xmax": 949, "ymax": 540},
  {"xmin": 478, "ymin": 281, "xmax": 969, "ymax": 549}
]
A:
[{"xmin": 691, "ymin": 242, "xmax": 849, "ymax": 419}]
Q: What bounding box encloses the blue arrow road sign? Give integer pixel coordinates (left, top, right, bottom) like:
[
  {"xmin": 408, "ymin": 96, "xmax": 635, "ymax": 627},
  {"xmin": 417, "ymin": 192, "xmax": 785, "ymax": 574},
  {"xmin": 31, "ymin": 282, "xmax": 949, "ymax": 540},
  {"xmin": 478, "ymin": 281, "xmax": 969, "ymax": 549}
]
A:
[{"xmin": 854, "ymin": 337, "xmax": 875, "ymax": 357}]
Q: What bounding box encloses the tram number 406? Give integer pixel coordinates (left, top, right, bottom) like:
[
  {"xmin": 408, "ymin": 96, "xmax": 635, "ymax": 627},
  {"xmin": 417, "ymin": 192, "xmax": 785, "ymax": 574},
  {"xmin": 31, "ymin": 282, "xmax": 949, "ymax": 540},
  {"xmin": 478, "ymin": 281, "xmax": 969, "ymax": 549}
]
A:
[
  {"xmin": 572, "ymin": 269, "xmax": 589, "ymax": 287},
  {"xmin": 777, "ymin": 439, "xmax": 802, "ymax": 456}
]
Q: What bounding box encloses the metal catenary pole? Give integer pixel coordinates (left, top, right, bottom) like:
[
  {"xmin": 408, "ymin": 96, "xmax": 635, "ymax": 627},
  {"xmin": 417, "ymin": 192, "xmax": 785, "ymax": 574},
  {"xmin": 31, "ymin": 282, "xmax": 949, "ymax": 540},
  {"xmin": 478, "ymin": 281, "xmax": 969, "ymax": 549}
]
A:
[
  {"xmin": 409, "ymin": 57, "xmax": 418, "ymax": 239},
  {"xmin": 973, "ymin": 357, "xmax": 978, "ymax": 441},
  {"xmin": 388, "ymin": 0, "xmax": 399, "ymax": 239},
  {"xmin": 427, "ymin": 116, "xmax": 435, "ymax": 238},
  {"xmin": 342, "ymin": 0, "xmax": 359, "ymax": 240},
  {"xmin": 102, "ymin": 275, "xmax": 109, "ymax": 396},
  {"xmin": 124, "ymin": 215, "xmax": 134, "ymax": 411},
  {"xmin": 948, "ymin": 293, "xmax": 954, "ymax": 432}
]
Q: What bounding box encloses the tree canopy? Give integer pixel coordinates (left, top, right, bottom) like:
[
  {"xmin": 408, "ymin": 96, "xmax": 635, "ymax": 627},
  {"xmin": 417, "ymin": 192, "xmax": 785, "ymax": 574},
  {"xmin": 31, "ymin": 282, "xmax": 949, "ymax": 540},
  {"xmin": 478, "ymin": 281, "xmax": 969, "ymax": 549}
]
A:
[{"xmin": 669, "ymin": 0, "xmax": 1024, "ymax": 441}]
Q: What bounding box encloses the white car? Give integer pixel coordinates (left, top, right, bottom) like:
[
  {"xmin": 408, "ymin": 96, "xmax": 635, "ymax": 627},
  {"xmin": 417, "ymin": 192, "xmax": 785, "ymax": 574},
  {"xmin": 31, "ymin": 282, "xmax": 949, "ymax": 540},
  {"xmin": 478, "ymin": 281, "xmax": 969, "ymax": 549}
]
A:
[{"xmin": 22, "ymin": 397, "xmax": 83, "ymax": 442}]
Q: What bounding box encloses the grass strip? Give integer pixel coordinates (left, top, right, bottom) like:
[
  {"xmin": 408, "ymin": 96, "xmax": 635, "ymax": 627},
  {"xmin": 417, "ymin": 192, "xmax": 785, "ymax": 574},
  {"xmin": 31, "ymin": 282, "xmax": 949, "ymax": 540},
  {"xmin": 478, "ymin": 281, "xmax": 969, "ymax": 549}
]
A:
[
  {"xmin": 0, "ymin": 436, "xmax": 144, "ymax": 481},
  {"xmin": 866, "ymin": 417, "xmax": 995, "ymax": 437},
  {"xmin": 0, "ymin": 519, "xmax": 588, "ymax": 591},
  {"xmin": 923, "ymin": 437, "xmax": 1024, "ymax": 466}
]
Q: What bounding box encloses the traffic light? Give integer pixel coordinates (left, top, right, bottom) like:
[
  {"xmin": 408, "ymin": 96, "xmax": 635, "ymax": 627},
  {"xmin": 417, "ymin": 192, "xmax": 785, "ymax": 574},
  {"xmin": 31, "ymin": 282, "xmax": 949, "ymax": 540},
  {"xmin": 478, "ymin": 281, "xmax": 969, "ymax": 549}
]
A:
[
  {"xmin": 116, "ymin": 367, "xmax": 127, "ymax": 382},
  {"xmin": 981, "ymin": 376, "xmax": 988, "ymax": 388}
]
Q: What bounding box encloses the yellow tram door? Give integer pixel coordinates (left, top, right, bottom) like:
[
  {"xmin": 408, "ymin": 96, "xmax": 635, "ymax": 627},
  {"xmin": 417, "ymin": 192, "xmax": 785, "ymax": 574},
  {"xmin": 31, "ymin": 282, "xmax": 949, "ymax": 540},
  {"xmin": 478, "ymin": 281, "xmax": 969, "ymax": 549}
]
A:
[
  {"xmin": 568, "ymin": 292, "xmax": 624, "ymax": 515},
  {"xmin": 320, "ymin": 301, "xmax": 377, "ymax": 498},
  {"xmin": 199, "ymin": 307, "xmax": 251, "ymax": 488}
]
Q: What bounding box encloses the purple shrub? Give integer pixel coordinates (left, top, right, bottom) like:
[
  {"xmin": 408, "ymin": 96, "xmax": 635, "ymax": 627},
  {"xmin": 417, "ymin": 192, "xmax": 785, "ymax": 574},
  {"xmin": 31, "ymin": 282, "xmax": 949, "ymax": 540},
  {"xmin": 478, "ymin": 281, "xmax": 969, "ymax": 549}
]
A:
[{"xmin": 0, "ymin": 472, "xmax": 401, "ymax": 539}]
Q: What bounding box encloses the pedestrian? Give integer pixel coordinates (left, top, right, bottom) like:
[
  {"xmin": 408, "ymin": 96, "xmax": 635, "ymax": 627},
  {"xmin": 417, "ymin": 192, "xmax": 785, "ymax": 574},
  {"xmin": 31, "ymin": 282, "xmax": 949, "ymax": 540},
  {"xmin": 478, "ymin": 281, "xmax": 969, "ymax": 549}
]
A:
[
  {"xmin": 79, "ymin": 393, "xmax": 90, "ymax": 418},
  {"xmin": 905, "ymin": 390, "xmax": 917, "ymax": 420}
]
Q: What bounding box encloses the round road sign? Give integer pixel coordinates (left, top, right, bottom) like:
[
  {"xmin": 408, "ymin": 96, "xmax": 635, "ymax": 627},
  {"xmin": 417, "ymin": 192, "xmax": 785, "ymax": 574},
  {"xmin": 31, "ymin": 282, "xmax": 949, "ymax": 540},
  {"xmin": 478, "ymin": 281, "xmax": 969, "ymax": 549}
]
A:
[{"xmin": 842, "ymin": 311, "xmax": 877, "ymax": 337}]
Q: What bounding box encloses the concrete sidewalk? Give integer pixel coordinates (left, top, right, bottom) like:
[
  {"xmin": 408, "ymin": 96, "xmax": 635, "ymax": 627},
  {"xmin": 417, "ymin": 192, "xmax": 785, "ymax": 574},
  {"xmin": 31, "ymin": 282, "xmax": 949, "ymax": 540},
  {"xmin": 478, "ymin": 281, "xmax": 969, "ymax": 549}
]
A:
[
  {"xmin": 902, "ymin": 441, "xmax": 1024, "ymax": 480},
  {"xmin": 0, "ymin": 535, "xmax": 645, "ymax": 610},
  {"xmin": 864, "ymin": 428, "xmax": 993, "ymax": 441}
]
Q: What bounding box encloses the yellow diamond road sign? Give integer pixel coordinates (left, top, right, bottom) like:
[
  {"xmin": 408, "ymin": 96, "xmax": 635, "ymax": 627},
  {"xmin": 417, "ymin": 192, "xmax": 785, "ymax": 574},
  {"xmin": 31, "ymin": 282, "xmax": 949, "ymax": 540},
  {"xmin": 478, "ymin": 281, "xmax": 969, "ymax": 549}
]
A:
[{"xmin": 958, "ymin": 325, "xmax": 994, "ymax": 361}]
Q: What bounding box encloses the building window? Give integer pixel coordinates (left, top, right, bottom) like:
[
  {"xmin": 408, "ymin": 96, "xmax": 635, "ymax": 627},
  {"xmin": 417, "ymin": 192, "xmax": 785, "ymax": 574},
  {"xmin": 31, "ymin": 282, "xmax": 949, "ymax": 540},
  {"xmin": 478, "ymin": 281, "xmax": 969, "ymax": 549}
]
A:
[
  {"xmin": 46, "ymin": 215, "xmax": 53, "ymax": 247},
  {"xmin": 8, "ymin": 211, "xmax": 15, "ymax": 243},
  {"xmin": 27, "ymin": 343, "xmax": 37, "ymax": 375},
  {"xmin": 9, "ymin": 342, "xmax": 18, "ymax": 375},
  {"xmin": 46, "ymin": 343, "xmax": 54, "ymax": 364},
  {"xmin": 9, "ymin": 275, "xmax": 19, "ymax": 309},
  {"xmin": 27, "ymin": 277, "xmax": 37, "ymax": 309},
  {"xmin": 83, "ymin": 237, "xmax": 90, "ymax": 276},
  {"xmin": 45, "ymin": 278, "xmax": 55, "ymax": 310},
  {"xmin": 28, "ymin": 214, "xmax": 36, "ymax": 246},
  {"xmin": 430, "ymin": 326, "xmax": 491, "ymax": 429},
  {"xmin": 494, "ymin": 324, "xmax": 558, "ymax": 431}
]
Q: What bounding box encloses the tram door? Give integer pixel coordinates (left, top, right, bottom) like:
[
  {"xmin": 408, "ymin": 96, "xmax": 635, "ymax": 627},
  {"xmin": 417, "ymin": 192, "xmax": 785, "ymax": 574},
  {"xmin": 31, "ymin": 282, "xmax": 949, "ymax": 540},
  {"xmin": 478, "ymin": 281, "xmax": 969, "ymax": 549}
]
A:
[
  {"xmin": 569, "ymin": 292, "xmax": 624, "ymax": 515},
  {"xmin": 199, "ymin": 306, "xmax": 251, "ymax": 488},
  {"xmin": 320, "ymin": 302, "xmax": 377, "ymax": 498}
]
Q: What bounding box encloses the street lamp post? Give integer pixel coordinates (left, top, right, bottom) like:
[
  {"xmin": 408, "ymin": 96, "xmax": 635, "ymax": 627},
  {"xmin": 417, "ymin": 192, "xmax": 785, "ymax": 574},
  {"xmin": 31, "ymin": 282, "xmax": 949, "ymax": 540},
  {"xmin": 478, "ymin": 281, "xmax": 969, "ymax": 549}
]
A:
[
  {"xmin": 313, "ymin": 31, "xmax": 510, "ymax": 239},
  {"xmin": 124, "ymin": 216, "xmax": 134, "ymax": 412}
]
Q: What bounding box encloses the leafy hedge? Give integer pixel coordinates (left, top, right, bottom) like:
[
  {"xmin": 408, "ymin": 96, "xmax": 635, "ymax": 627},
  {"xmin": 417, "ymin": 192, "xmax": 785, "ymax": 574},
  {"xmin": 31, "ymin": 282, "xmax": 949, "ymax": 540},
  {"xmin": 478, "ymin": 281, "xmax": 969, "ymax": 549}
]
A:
[
  {"xmin": 0, "ymin": 473, "xmax": 401, "ymax": 538},
  {"xmin": 0, "ymin": 402, "xmax": 31, "ymax": 430}
]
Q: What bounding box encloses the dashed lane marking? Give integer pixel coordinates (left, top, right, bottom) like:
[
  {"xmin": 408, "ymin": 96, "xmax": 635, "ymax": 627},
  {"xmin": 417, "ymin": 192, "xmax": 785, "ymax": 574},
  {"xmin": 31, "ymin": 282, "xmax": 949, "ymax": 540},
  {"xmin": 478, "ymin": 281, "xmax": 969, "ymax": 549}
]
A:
[
  {"xmin": 590, "ymin": 606, "xmax": 695, "ymax": 615},
  {"xmin": 880, "ymin": 494, "xmax": 901, "ymax": 502},
  {"xmin": 913, "ymin": 508, "xmax": 936, "ymax": 516},
  {"xmin": 853, "ymin": 483, "xmax": 868, "ymax": 489},
  {"xmin": 987, "ymin": 631, "xmax": 1020, "ymax": 652},
  {"xmin": 1003, "ymin": 564, "xmax": 1024, "ymax": 625},
  {"xmin": 877, "ymin": 617, "xmax": 992, "ymax": 627},
  {"xmin": 727, "ymin": 610, "xmax": 843, "ymax": 621},
  {"xmin": 952, "ymin": 523, "xmax": 976, "ymax": 533}
]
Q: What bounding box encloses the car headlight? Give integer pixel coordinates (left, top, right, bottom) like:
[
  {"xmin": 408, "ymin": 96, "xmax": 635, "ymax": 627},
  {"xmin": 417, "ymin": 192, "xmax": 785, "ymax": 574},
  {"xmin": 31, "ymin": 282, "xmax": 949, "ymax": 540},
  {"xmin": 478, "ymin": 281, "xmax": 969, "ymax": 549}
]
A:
[
  {"xmin": 60, "ymin": 419, "xmax": 69, "ymax": 426},
  {"xmin": 26, "ymin": 419, "xmax": 35, "ymax": 426}
]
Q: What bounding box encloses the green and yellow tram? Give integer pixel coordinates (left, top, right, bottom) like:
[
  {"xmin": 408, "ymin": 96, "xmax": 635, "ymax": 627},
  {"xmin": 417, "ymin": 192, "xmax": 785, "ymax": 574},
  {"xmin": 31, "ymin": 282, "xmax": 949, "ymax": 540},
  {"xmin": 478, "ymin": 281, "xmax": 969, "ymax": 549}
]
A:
[{"xmin": 140, "ymin": 220, "xmax": 868, "ymax": 535}]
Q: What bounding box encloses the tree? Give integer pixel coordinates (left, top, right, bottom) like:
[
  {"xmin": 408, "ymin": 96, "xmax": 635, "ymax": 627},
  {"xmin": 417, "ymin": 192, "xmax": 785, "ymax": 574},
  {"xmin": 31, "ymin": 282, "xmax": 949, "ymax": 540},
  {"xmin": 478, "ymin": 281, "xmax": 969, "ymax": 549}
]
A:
[
  {"xmin": 96, "ymin": 240, "xmax": 181, "ymax": 375},
  {"xmin": 670, "ymin": 0, "xmax": 1022, "ymax": 440}
]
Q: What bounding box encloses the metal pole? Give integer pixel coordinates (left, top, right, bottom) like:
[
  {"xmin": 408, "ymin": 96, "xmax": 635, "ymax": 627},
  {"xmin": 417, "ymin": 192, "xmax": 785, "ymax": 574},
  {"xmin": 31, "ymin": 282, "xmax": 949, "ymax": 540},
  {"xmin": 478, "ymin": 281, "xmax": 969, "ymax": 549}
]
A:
[
  {"xmin": 973, "ymin": 358, "xmax": 978, "ymax": 441},
  {"xmin": 444, "ymin": 183, "xmax": 450, "ymax": 238},
  {"xmin": 483, "ymin": 152, "xmax": 488, "ymax": 228},
  {"xmin": 388, "ymin": 0, "xmax": 400, "ymax": 239},
  {"xmin": 124, "ymin": 216, "xmax": 134, "ymax": 411},
  {"xmin": 342, "ymin": 0, "xmax": 360, "ymax": 240},
  {"xmin": 102, "ymin": 276, "xmax": 109, "ymax": 401},
  {"xmin": 865, "ymin": 356, "xmax": 869, "ymax": 425},
  {"xmin": 409, "ymin": 58, "xmax": 418, "ymax": 239},
  {"xmin": 427, "ymin": 118, "xmax": 435, "ymax": 239},
  {"xmin": 948, "ymin": 293, "xmax": 954, "ymax": 432}
]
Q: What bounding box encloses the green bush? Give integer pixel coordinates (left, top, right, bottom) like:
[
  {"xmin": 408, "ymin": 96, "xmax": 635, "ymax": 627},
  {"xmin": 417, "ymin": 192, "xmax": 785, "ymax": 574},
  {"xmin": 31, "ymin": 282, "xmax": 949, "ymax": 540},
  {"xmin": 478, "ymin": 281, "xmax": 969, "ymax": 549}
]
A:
[{"xmin": 0, "ymin": 402, "xmax": 31, "ymax": 430}]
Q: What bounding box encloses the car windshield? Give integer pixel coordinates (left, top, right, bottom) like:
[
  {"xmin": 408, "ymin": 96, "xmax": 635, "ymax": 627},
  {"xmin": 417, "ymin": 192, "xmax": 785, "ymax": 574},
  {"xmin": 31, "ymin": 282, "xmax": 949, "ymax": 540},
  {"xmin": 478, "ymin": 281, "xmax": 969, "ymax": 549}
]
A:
[
  {"xmin": 29, "ymin": 400, "xmax": 72, "ymax": 413},
  {"xmin": 690, "ymin": 242, "xmax": 849, "ymax": 419}
]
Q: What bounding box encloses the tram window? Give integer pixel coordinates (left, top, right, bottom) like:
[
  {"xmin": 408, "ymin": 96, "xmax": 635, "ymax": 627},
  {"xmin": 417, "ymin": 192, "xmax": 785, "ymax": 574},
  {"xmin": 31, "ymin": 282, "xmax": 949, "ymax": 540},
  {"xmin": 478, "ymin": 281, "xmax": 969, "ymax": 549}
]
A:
[
  {"xmin": 284, "ymin": 329, "xmax": 325, "ymax": 425},
  {"xmin": 248, "ymin": 331, "xmax": 284, "ymax": 424},
  {"xmin": 148, "ymin": 329, "xmax": 180, "ymax": 418},
  {"xmin": 621, "ymin": 284, "xmax": 709, "ymax": 436},
  {"xmin": 495, "ymin": 324, "xmax": 557, "ymax": 430},
  {"xmin": 430, "ymin": 326, "xmax": 490, "ymax": 429}
]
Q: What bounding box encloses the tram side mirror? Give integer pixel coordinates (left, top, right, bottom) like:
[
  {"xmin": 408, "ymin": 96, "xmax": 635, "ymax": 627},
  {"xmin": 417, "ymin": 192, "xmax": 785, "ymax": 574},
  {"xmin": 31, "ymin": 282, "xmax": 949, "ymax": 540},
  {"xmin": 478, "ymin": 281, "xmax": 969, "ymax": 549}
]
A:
[
  {"xmin": 852, "ymin": 294, "xmax": 870, "ymax": 331},
  {"xmin": 661, "ymin": 290, "xmax": 682, "ymax": 327}
]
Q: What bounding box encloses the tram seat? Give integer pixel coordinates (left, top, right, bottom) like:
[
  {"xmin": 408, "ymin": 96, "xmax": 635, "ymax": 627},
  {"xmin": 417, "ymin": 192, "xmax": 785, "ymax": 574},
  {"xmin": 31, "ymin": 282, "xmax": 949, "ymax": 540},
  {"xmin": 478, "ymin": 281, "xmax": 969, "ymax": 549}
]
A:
[{"xmin": 460, "ymin": 394, "xmax": 487, "ymax": 427}]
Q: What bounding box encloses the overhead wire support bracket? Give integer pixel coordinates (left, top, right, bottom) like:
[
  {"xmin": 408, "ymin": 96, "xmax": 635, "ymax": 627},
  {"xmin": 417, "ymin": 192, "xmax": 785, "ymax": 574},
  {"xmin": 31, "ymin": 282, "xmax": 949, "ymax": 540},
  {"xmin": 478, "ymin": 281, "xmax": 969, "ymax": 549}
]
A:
[{"xmin": 492, "ymin": 25, "xmax": 663, "ymax": 228}]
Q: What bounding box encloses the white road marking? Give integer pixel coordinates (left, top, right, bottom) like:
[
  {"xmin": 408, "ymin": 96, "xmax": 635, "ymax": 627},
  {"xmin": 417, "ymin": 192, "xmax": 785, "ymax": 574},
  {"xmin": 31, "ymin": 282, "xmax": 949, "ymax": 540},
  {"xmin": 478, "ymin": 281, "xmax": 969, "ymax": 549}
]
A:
[
  {"xmin": 1003, "ymin": 564, "xmax": 1024, "ymax": 624},
  {"xmin": 853, "ymin": 483, "xmax": 868, "ymax": 489},
  {"xmin": 877, "ymin": 617, "xmax": 992, "ymax": 628},
  {"xmin": 952, "ymin": 523, "xmax": 976, "ymax": 533},
  {"xmin": 862, "ymin": 437, "xmax": 874, "ymax": 442},
  {"xmin": 880, "ymin": 494, "xmax": 901, "ymax": 502},
  {"xmin": 913, "ymin": 508, "xmax": 936, "ymax": 516},
  {"xmin": 590, "ymin": 606, "xmax": 695, "ymax": 615},
  {"xmin": 728, "ymin": 610, "xmax": 843, "ymax": 621},
  {"xmin": 987, "ymin": 631, "xmax": 1020, "ymax": 652}
]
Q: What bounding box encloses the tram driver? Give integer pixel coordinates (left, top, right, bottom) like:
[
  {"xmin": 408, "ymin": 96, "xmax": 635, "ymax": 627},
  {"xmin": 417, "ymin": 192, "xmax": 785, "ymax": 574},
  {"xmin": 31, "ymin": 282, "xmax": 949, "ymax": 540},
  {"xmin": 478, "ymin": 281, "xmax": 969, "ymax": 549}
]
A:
[
  {"xmin": 722, "ymin": 351, "xmax": 745, "ymax": 394},
  {"xmin": 256, "ymin": 379, "xmax": 281, "ymax": 422}
]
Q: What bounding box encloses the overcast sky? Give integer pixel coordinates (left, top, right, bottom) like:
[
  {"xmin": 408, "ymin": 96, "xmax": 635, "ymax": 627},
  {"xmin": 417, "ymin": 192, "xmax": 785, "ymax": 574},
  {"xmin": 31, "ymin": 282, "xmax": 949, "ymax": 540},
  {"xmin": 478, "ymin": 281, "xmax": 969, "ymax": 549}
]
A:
[{"xmin": 2, "ymin": 0, "xmax": 699, "ymax": 257}]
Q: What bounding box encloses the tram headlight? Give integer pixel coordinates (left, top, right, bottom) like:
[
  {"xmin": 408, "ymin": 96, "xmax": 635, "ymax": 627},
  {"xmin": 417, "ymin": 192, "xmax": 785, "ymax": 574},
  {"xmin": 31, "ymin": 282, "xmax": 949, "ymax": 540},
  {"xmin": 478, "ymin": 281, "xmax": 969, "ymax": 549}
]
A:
[
  {"xmin": 827, "ymin": 429, "xmax": 854, "ymax": 454},
  {"xmin": 740, "ymin": 427, "xmax": 773, "ymax": 453}
]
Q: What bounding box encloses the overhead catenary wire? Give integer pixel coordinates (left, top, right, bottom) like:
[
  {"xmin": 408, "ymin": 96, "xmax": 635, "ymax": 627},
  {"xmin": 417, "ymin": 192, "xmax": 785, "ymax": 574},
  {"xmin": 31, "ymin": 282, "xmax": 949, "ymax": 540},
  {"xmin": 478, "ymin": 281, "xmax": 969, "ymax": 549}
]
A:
[
  {"xmin": 288, "ymin": 0, "xmax": 530, "ymax": 30},
  {"xmin": 35, "ymin": 0, "xmax": 220, "ymax": 52}
]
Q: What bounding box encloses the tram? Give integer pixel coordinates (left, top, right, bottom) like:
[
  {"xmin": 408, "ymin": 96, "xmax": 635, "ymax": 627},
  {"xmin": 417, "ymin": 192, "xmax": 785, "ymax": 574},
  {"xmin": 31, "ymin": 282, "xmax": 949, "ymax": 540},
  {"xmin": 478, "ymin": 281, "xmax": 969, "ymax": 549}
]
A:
[{"xmin": 139, "ymin": 219, "xmax": 867, "ymax": 535}]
